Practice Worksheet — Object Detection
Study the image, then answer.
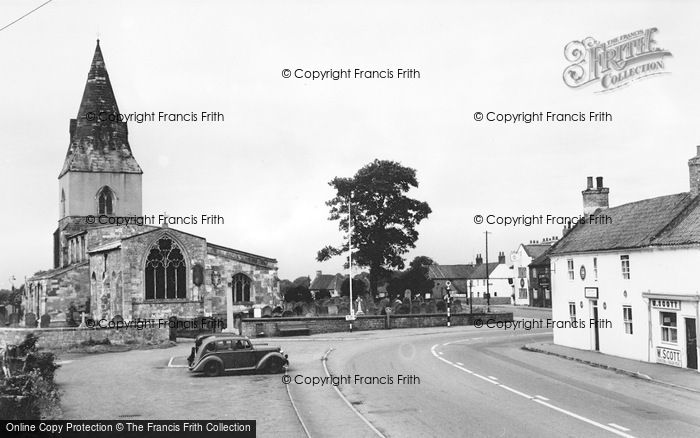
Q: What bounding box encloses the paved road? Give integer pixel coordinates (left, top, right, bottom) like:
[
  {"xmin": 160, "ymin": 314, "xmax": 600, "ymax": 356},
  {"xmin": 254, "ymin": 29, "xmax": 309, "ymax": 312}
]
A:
[
  {"xmin": 325, "ymin": 327, "xmax": 700, "ymax": 437},
  {"xmin": 55, "ymin": 320, "xmax": 700, "ymax": 437}
]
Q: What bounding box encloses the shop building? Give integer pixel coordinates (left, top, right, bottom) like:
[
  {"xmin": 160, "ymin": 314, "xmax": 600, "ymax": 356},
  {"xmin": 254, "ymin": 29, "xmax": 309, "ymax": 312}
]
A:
[{"xmin": 548, "ymin": 154, "xmax": 700, "ymax": 371}]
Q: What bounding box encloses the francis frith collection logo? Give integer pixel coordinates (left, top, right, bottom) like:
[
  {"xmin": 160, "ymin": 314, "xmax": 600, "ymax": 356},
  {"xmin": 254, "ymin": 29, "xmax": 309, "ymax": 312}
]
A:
[{"xmin": 563, "ymin": 28, "xmax": 672, "ymax": 92}]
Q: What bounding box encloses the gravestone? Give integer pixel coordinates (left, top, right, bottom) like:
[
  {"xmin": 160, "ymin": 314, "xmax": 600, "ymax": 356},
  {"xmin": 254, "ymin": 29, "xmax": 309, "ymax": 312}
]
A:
[
  {"xmin": 0, "ymin": 312, "xmax": 6, "ymax": 326},
  {"xmin": 8, "ymin": 313, "xmax": 20, "ymax": 327},
  {"xmin": 40, "ymin": 314, "xmax": 51, "ymax": 328},
  {"xmin": 327, "ymin": 305, "xmax": 338, "ymax": 315},
  {"xmin": 262, "ymin": 306, "xmax": 272, "ymax": 317},
  {"xmin": 112, "ymin": 314, "xmax": 124, "ymax": 323},
  {"xmin": 25, "ymin": 313, "xmax": 37, "ymax": 327}
]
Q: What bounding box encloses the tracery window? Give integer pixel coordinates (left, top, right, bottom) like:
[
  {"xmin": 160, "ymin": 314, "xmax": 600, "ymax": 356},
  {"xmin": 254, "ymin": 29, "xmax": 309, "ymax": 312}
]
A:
[
  {"xmin": 144, "ymin": 236, "xmax": 187, "ymax": 300},
  {"xmin": 232, "ymin": 273, "xmax": 251, "ymax": 302},
  {"xmin": 98, "ymin": 187, "xmax": 114, "ymax": 215}
]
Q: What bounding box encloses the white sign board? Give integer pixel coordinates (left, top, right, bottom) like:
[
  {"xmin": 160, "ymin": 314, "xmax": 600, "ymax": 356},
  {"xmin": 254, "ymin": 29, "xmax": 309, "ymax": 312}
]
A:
[
  {"xmin": 253, "ymin": 308, "xmax": 262, "ymax": 318},
  {"xmin": 584, "ymin": 287, "xmax": 598, "ymax": 299},
  {"xmin": 651, "ymin": 299, "xmax": 681, "ymax": 310},
  {"xmin": 345, "ymin": 314, "xmax": 356, "ymax": 321},
  {"xmin": 656, "ymin": 347, "xmax": 682, "ymax": 367}
]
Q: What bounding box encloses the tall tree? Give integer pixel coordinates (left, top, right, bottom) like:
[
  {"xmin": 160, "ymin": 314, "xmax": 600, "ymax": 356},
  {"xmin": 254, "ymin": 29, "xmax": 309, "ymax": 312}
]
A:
[{"xmin": 317, "ymin": 159, "xmax": 431, "ymax": 295}]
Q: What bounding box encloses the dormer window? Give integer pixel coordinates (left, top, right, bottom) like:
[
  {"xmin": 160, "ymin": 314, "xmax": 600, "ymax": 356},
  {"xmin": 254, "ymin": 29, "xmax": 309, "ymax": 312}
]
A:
[{"xmin": 97, "ymin": 187, "xmax": 114, "ymax": 215}]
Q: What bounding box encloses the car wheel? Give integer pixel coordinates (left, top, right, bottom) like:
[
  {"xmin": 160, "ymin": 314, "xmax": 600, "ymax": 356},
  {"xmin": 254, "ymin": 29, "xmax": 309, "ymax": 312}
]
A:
[
  {"xmin": 265, "ymin": 358, "xmax": 285, "ymax": 374},
  {"xmin": 204, "ymin": 361, "xmax": 222, "ymax": 377}
]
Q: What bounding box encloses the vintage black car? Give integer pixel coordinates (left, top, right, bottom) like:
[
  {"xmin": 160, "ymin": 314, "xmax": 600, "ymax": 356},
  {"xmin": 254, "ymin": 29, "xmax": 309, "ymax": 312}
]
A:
[{"xmin": 188, "ymin": 333, "xmax": 288, "ymax": 377}]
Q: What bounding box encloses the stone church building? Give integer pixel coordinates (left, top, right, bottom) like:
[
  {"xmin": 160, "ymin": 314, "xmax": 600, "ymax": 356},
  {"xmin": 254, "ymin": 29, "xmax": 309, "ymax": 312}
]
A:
[{"xmin": 24, "ymin": 41, "xmax": 280, "ymax": 327}]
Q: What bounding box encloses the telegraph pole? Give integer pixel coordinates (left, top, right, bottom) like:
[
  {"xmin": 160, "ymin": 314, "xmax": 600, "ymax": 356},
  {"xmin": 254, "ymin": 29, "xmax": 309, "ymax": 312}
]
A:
[
  {"xmin": 469, "ymin": 279, "xmax": 473, "ymax": 314},
  {"xmin": 485, "ymin": 231, "xmax": 491, "ymax": 312}
]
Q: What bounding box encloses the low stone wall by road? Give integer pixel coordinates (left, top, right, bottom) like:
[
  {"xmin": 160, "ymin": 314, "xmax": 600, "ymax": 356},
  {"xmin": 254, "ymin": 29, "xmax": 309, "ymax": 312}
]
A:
[
  {"xmin": 241, "ymin": 312, "xmax": 513, "ymax": 338},
  {"xmin": 0, "ymin": 325, "xmax": 171, "ymax": 352}
]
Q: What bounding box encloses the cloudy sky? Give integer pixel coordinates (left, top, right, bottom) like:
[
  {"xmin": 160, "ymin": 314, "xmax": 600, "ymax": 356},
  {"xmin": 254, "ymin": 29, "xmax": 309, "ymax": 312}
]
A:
[{"xmin": 1, "ymin": 0, "xmax": 699, "ymax": 287}]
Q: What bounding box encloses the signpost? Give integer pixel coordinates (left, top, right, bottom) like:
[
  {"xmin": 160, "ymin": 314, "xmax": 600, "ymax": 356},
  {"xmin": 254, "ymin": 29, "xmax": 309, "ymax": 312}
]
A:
[{"xmin": 445, "ymin": 281, "xmax": 452, "ymax": 327}]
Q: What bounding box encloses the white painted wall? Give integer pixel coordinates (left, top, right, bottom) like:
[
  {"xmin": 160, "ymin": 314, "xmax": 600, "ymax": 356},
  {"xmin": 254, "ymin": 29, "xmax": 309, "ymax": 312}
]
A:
[{"xmin": 551, "ymin": 246, "xmax": 700, "ymax": 368}]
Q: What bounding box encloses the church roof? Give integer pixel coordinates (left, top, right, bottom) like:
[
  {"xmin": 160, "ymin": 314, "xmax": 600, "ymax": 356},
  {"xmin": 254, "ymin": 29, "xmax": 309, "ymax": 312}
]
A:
[
  {"xmin": 549, "ymin": 192, "xmax": 700, "ymax": 255},
  {"xmin": 59, "ymin": 40, "xmax": 142, "ymax": 178}
]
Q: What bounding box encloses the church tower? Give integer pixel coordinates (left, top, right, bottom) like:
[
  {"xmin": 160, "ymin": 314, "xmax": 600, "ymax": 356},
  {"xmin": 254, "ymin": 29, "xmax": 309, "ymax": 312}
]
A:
[{"xmin": 55, "ymin": 40, "xmax": 143, "ymax": 267}]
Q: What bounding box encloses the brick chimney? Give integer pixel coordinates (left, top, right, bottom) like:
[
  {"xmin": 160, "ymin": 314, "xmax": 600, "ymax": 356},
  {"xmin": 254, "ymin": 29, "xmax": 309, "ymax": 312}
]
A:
[
  {"xmin": 498, "ymin": 251, "xmax": 506, "ymax": 264},
  {"xmin": 316, "ymin": 270, "xmax": 322, "ymax": 278},
  {"xmin": 475, "ymin": 254, "xmax": 483, "ymax": 265},
  {"xmin": 689, "ymin": 146, "xmax": 700, "ymax": 196},
  {"xmin": 582, "ymin": 176, "xmax": 609, "ymax": 216}
]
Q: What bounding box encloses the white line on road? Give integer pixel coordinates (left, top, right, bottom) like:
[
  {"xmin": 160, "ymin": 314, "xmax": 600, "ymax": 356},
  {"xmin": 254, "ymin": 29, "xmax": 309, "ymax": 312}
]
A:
[
  {"xmin": 166, "ymin": 357, "xmax": 189, "ymax": 368},
  {"xmin": 535, "ymin": 395, "xmax": 549, "ymax": 401},
  {"xmin": 488, "ymin": 376, "xmax": 498, "ymax": 380},
  {"xmin": 533, "ymin": 399, "xmax": 635, "ymax": 438},
  {"xmin": 499, "ymin": 384, "xmax": 532, "ymax": 399},
  {"xmin": 456, "ymin": 362, "xmax": 464, "ymax": 366},
  {"xmin": 431, "ymin": 343, "xmax": 637, "ymax": 438},
  {"xmin": 609, "ymin": 423, "xmax": 631, "ymax": 432},
  {"xmin": 472, "ymin": 373, "xmax": 499, "ymax": 384}
]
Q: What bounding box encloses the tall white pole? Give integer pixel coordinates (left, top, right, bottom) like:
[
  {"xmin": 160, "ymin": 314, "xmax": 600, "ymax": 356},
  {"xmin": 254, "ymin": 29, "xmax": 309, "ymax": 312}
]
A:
[{"xmin": 349, "ymin": 194, "xmax": 354, "ymax": 318}]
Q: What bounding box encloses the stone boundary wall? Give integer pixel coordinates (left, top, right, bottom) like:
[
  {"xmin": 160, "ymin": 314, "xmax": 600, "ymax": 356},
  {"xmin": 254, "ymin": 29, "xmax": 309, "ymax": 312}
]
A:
[
  {"xmin": 0, "ymin": 325, "xmax": 170, "ymax": 352},
  {"xmin": 241, "ymin": 312, "xmax": 513, "ymax": 338}
]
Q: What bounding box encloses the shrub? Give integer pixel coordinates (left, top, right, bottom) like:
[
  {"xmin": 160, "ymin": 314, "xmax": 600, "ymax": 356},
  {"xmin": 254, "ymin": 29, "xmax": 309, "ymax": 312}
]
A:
[{"xmin": 0, "ymin": 334, "xmax": 61, "ymax": 419}]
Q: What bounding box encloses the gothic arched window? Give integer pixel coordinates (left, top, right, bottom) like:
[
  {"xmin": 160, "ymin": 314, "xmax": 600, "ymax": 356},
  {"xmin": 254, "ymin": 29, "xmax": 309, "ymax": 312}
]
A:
[
  {"xmin": 144, "ymin": 236, "xmax": 187, "ymax": 300},
  {"xmin": 97, "ymin": 187, "xmax": 114, "ymax": 215},
  {"xmin": 232, "ymin": 273, "xmax": 251, "ymax": 302}
]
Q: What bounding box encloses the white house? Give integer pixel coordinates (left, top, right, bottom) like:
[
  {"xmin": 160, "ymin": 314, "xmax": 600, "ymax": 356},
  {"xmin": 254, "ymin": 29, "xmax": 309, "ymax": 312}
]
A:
[
  {"xmin": 548, "ymin": 148, "xmax": 700, "ymax": 372},
  {"xmin": 510, "ymin": 240, "xmax": 556, "ymax": 306},
  {"xmin": 429, "ymin": 252, "xmax": 513, "ymax": 300}
]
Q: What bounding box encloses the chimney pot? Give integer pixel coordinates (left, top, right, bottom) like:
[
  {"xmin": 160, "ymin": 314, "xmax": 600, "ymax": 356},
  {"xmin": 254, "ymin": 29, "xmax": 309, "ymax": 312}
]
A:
[
  {"xmin": 596, "ymin": 176, "xmax": 604, "ymax": 189},
  {"xmin": 316, "ymin": 270, "xmax": 322, "ymax": 277},
  {"xmin": 587, "ymin": 176, "xmax": 593, "ymax": 189},
  {"xmin": 696, "ymin": 145, "xmax": 700, "ymax": 155}
]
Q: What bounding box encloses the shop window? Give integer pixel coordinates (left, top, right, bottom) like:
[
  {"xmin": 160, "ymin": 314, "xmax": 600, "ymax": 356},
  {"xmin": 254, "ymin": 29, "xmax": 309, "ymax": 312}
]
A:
[
  {"xmin": 518, "ymin": 288, "xmax": 527, "ymax": 299},
  {"xmin": 567, "ymin": 259, "xmax": 574, "ymax": 280},
  {"xmin": 568, "ymin": 302, "xmax": 576, "ymax": 323},
  {"xmin": 660, "ymin": 312, "xmax": 677, "ymax": 343},
  {"xmin": 620, "ymin": 255, "xmax": 630, "ymax": 280},
  {"xmin": 623, "ymin": 306, "xmax": 633, "ymax": 334}
]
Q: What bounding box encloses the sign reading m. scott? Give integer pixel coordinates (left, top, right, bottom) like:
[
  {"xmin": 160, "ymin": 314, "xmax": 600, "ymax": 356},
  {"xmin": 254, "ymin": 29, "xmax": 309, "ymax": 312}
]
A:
[
  {"xmin": 563, "ymin": 28, "xmax": 672, "ymax": 92},
  {"xmin": 656, "ymin": 346, "xmax": 682, "ymax": 367}
]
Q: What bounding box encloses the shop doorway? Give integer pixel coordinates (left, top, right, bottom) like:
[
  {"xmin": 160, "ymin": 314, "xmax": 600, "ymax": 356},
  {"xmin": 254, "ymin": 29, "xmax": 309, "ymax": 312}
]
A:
[{"xmin": 686, "ymin": 318, "xmax": 697, "ymax": 370}]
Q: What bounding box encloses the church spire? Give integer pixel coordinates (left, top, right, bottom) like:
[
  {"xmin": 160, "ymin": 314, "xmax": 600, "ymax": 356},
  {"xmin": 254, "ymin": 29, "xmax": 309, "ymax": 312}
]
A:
[
  {"xmin": 77, "ymin": 38, "xmax": 120, "ymax": 118},
  {"xmin": 59, "ymin": 40, "xmax": 142, "ymax": 178}
]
